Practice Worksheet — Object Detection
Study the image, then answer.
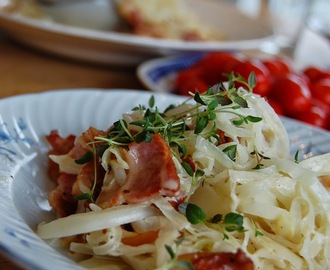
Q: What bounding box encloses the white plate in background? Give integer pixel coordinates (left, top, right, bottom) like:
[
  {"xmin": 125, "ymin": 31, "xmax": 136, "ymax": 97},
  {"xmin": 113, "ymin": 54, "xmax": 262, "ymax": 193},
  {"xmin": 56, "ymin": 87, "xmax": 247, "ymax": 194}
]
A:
[
  {"xmin": 1, "ymin": 90, "xmax": 329, "ymax": 270},
  {"xmin": 0, "ymin": 0, "xmax": 273, "ymax": 66}
]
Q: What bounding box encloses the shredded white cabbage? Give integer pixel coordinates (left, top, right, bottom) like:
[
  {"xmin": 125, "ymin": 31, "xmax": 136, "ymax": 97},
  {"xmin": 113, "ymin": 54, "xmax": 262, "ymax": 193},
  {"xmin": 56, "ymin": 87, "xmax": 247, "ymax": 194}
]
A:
[
  {"xmin": 38, "ymin": 204, "xmax": 160, "ymax": 239},
  {"xmin": 38, "ymin": 88, "xmax": 330, "ymax": 270},
  {"xmin": 49, "ymin": 154, "xmax": 82, "ymax": 174}
]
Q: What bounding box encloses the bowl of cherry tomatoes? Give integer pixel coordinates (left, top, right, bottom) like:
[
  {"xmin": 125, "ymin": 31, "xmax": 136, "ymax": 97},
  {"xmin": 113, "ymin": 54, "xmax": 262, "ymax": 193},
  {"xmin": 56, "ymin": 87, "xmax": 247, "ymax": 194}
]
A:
[{"xmin": 138, "ymin": 52, "xmax": 330, "ymax": 130}]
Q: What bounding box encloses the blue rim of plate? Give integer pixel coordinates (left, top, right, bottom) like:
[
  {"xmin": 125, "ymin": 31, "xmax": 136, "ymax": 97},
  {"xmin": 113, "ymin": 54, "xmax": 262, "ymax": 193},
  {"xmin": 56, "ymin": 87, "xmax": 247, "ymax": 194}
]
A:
[{"xmin": 137, "ymin": 52, "xmax": 207, "ymax": 93}]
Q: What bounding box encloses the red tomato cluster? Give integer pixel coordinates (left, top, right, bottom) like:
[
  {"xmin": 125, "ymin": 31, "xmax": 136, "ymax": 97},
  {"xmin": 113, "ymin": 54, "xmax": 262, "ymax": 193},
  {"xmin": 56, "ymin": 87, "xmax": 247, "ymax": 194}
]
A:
[{"xmin": 174, "ymin": 52, "xmax": 330, "ymax": 130}]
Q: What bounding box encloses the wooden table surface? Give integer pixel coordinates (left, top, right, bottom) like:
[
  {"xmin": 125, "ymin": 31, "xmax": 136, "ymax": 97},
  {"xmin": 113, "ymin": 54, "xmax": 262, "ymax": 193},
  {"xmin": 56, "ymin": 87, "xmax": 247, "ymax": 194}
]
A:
[
  {"xmin": 0, "ymin": 34, "xmax": 146, "ymax": 270},
  {"xmin": 0, "ymin": 35, "xmax": 145, "ymax": 99}
]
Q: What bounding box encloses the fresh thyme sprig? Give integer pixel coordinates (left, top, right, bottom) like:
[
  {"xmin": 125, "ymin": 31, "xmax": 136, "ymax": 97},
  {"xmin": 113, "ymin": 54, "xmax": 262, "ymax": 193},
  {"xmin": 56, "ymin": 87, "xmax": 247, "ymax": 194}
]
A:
[
  {"xmin": 158, "ymin": 239, "xmax": 194, "ymax": 270},
  {"xmin": 181, "ymin": 161, "xmax": 205, "ymax": 193},
  {"xmin": 74, "ymin": 143, "xmax": 99, "ymax": 202},
  {"xmin": 72, "ymin": 73, "xmax": 265, "ymax": 201},
  {"xmin": 94, "ymin": 73, "xmax": 262, "ymax": 152},
  {"xmin": 250, "ymin": 148, "xmax": 270, "ymax": 169},
  {"xmin": 179, "ymin": 203, "xmax": 246, "ymax": 239}
]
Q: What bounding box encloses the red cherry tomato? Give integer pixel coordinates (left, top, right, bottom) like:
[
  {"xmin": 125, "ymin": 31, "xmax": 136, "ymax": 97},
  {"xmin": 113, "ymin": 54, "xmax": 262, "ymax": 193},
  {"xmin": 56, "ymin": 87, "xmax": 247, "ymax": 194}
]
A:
[
  {"xmin": 174, "ymin": 68, "xmax": 208, "ymax": 96},
  {"xmin": 303, "ymin": 66, "xmax": 330, "ymax": 83},
  {"xmin": 197, "ymin": 52, "xmax": 246, "ymax": 85},
  {"xmin": 274, "ymin": 56, "xmax": 293, "ymax": 73},
  {"xmin": 262, "ymin": 56, "xmax": 292, "ymax": 82},
  {"xmin": 310, "ymin": 78, "xmax": 330, "ymax": 106},
  {"xmin": 266, "ymin": 98, "xmax": 284, "ymax": 115},
  {"xmin": 231, "ymin": 59, "xmax": 271, "ymax": 96},
  {"xmin": 268, "ymin": 73, "xmax": 311, "ymax": 116},
  {"xmin": 291, "ymin": 99, "xmax": 329, "ymax": 130}
]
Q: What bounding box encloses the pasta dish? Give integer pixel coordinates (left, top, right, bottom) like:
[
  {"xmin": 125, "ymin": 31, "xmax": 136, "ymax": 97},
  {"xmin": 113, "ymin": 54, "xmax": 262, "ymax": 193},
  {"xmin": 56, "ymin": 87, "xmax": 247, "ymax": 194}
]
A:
[{"xmin": 37, "ymin": 74, "xmax": 330, "ymax": 269}]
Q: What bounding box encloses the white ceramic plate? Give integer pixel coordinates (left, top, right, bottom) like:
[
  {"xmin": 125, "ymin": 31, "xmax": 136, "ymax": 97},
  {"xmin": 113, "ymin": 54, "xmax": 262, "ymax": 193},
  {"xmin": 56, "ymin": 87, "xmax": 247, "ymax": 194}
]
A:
[
  {"xmin": 0, "ymin": 0, "xmax": 274, "ymax": 66},
  {"xmin": 1, "ymin": 89, "xmax": 330, "ymax": 270}
]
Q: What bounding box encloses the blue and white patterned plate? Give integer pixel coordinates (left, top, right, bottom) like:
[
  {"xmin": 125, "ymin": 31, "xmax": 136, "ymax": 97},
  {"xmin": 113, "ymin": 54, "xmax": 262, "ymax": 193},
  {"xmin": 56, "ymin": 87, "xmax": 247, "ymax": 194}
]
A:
[
  {"xmin": 1, "ymin": 90, "xmax": 329, "ymax": 270},
  {"xmin": 137, "ymin": 53, "xmax": 206, "ymax": 93}
]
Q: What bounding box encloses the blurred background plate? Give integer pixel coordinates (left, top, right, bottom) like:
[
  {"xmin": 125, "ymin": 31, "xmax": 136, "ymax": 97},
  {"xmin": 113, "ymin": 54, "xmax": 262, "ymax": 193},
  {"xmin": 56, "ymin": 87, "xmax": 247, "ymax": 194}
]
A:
[
  {"xmin": 0, "ymin": 0, "xmax": 274, "ymax": 66},
  {"xmin": 137, "ymin": 53, "xmax": 205, "ymax": 93}
]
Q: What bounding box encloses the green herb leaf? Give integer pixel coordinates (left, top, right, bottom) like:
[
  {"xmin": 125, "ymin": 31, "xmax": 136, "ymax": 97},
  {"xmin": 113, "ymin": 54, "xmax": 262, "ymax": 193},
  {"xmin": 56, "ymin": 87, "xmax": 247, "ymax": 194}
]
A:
[
  {"xmin": 195, "ymin": 116, "xmax": 208, "ymax": 134},
  {"xmin": 179, "ymin": 143, "xmax": 187, "ymax": 157},
  {"xmin": 96, "ymin": 144, "xmax": 108, "ymax": 158},
  {"xmin": 209, "ymin": 112, "xmax": 216, "ymax": 121},
  {"xmin": 112, "ymin": 119, "xmax": 127, "ymax": 132},
  {"xmin": 234, "ymin": 96, "xmax": 248, "ymax": 108},
  {"xmin": 182, "ymin": 162, "xmax": 194, "ymax": 177},
  {"xmin": 149, "ymin": 95, "xmax": 155, "ymax": 108},
  {"xmin": 74, "ymin": 151, "xmax": 93, "ymax": 164},
  {"xmin": 223, "ymin": 212, "xmax": 245, "ymax": 232},
  {"xmin": 232, "ymin": 118, "xmax": 244, "ymax": 126},
  {"xmin": 164, "ymin": 104, "xmax": 176, "ymax": 113},
  {"xmin": 209, "ymin": 213, "xmax": 222, "ymax": 223},
  {"xmin": 75, "ymin": 193, "xmax": 92, "ymax": 201},
  {"xmin": 294, "ymin": 150, "xmax": 300, "ymax": 164},
  {"xmin": 216, "ymin": 95, "xmax": 233, "ymax": 106},
  {"xmin": 185, "ymin": 203, "xmax": 206, "ymax": 224},
  {"xmin": 223, "ymin": 145, "xmax": 237, "ymax": 161},
  {"xmin": 246, "ymin": 115, "xmax": 262, "ymax": 123},
  {"xmin": 248, "ymin": 72, "xmax": 257, "ymax": 90},
  {"xmin": 195, "ymin": 169, "xmax": 205, "ymax": 177},
  {"xmin": 255, "ymin": 229, "xmax": 264, "ymax": 237},
  {"xmin": 134, "ymin": 130, "xmax": 152, "ymax": 143},
  {"xmin": 130, "ymin": 119, "xmax": 148, "ymax": 127},
  {"xmin": 208, "ymin": 100, "xmax": 218, "ymax": 111},
  {"xmin": 165, "ymin": 245, "xmax": 175, "ymax": 259},
  {"xmin": 193, "ymin": 92, "xmax": 206, "ymax": 105}
]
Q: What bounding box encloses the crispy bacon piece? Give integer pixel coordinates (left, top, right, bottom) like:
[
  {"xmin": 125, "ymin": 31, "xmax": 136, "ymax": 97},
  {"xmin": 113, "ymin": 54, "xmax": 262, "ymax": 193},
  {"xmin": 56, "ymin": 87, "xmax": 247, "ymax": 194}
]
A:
[
  {"xmin": 46, "ymin": 128, "xmax": 107, "ymax": 216},
  {"xmin": 215, "ymin": 129, "xmax": 232, "ymax": 146},
  {"xmin": 71, "ymin": 160, "xmax": 105, "ymax": 199},
  {"xmin": 46, "ymin": 130, "xmax": 76, "ymax": 155},
  {"xmin": 46, "ymin": 130, "xmax": 76, "ymax": 181},
  {"xmin": 97, "ymin": 134, "xmax": 180, "ymax": 207},
  {"xmin": 48, "ymin": 173, "xmax": 78, "ymax": 217},
  {"xmin": 69, "ymin": 127, "xmax": 108, "ymax": 160},
  {"xmin": 177, "ymin": 249, "xmax": 254, "ymax": 270}
]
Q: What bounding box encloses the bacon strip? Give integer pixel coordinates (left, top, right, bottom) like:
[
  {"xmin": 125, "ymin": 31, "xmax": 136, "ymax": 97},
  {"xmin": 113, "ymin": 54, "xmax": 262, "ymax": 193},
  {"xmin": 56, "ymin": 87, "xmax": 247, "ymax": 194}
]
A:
[
  {"xmin": 48, "ymin": 173, "xmax": 78, "ymax": 217},
  {"xmin": 97, "ymin": 134, "xmax": 180, "ymax": 207},
  {"xmin": 46, "ymin": 130, "xmax": 76, "ymax": 181},
  {"xmin": 47, "ymin": 128, "xmax": 107, "ymax": 216},
  {"xmin": 178, "ymin": 249, "xmax": 254, "ymax": 270}
]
